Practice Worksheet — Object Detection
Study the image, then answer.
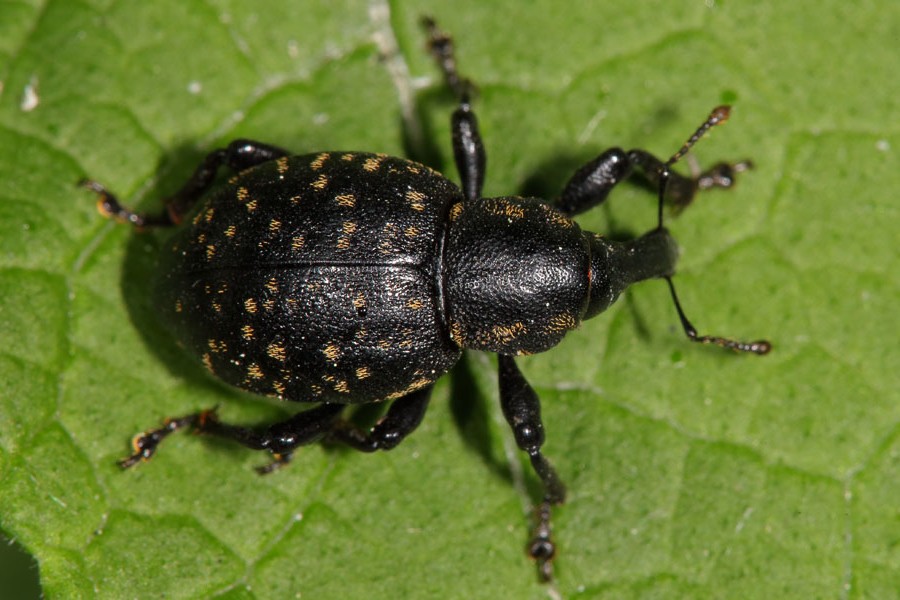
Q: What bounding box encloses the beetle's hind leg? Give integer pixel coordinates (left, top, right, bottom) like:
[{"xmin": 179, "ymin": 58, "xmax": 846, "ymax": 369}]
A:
[
  {"xmin": 119, "ymin": 387, "xmax": 433, "ymax": 473},
  {"xmin": 423, "ymin": 17, "xmax": 486, "ymax": 202},
  {"xmin": 80, "ymin": 139, "xmax": 289, "ymax": 227}
]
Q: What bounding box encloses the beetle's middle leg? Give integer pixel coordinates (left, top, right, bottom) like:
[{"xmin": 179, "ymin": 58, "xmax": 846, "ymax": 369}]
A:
[
  {"xmin": 424, "ymin": 17, "xmax": 485, "ymax": 202},
  {"xmin": 80, "ymin": 139, "xmax": 290, "ymax": 227},
  {"xmin": 498, "ymin": 354, "xmax": 566, "ymax": 582}
]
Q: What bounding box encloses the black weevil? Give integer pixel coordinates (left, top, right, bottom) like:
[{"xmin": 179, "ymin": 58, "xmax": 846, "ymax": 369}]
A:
[{"xmin": 80, "ymin": 19, "xmax": 770, "ymax": 581}]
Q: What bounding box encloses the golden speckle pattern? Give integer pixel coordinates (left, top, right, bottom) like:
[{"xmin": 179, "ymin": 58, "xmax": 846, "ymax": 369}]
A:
[
  {"xmin": 311, "ymin": 174, "xmax": 329, "ymax": 190},
  {"xmin": 363, "ymin": 156, "xmax": 383, "ymax": 172},
  {"xmin": 201, "ymin": 353, "xmax": 214, "ymax": 373},
  {"xmin": 262, "ymin": 299, "xmax": 275, "ymax": 312},
  {"xmin": 322, "ymin": 344, "xmax": 341, "ymax": 362},
  {"xmin": 174, "ymin": 300, "xmax": 183, "ymax": 313},
  {"xmin": 340, "ymin": 152, "xmax": 355, "ymax": 161},
  {"xmin": 267, "ymin": 342, "xmax": 287, "ymax": 362},
  {"xmin": 342, "ymin": 221, "xmax": 358, "ymax": 235},
  {"xmin": 241, "ymin": 324, "xmax": 254, "ymax": 340},
  {"xmin": 236, "ymin": 187, "xmax": 250, "ymax": 203},
  {"xmin": 246, "ymin": 363, "xmax": 264, "ymax": 380},
  {"xmin": 208, "ymin": 338, "xmax": 228, "ymax": 353},
  {"xmin": 546, "ymin": 312, "xmax": 576, "ymax": 333},
  {"xmin": 269, "ymin": 219, "xmax": 281, "ymax": 234},
  {"xmin": 334, "ymin": 380, "xmax": 350, "ymax": 394},
  {"xmin": 489, "ymin": 199, "xmax": 525, "ymax": 220},
  {"xmin": 386, "ymin": 378, "xmax": 431, "ymax": 400},
  {"xmin": 355, "ymin": 366, "xmax": 371, "ymax": 380},
  {"xmin": 206, "ymin": 244, "xmax": 217, "ymax": 260},
  {"xmin": 353, "ymin": 293, "xmax": 367, "ymax": 311},
  {"xmin": 449, "ymin": 202, "xmax": 464, "ymax": 222},
  {"xmin": 291, "ymin": 235, "xmax": 305, "ymax": 251},
  {"xmin": 406, "ymin": 189, "xmax": 426, "ymax": 211},
  {"xmin": 224, "ymin": 224, "xmax": 237, "ymax": 238},
  {"xmin": 245, "ymin": 199, "xmax": 258, "ymax": 212},
  {"xmin": 276, "ymin": 156, "xmax": 289, "ymax": 174},
  {"xmin": 335, "ymin": 193, "xmax": 356, "ymax": 208},
  {"xmin": 272, "ymin": 381, "xmax": 286, "ymax": 396},
  {"xmin": 265, "ymin": 278, "xmax": 279, "ymax": 294},
  {"xmin": 406, "ymin": 298, "xmax": 424, "ymax": 310},
  {"xmin": 244, "ymin": 298, "xmax": 258, "ymax": 314},
  {"xmin": 310, "ymin": 152, "xmax": 329, "ymax": 170}
]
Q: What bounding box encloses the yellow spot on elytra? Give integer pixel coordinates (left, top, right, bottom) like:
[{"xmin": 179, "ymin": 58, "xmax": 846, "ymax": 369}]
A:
[
  {"xmin": 353, "ymin": 293, "xmax": 367, "ymax": 310},
  {"xmin": 202, "ymin": 353, "xmax": 213, "ymax": 373},
  {"xmin": 336, "ymin": 237, "xmax": 351, "ymax": 250},
  {"xmin": 241, "ymin": 324, "xmax": 254, "ymax": 340},
  {"xmin": 262, "ymin": 299, "xmax": 275, "ymax": 311},
  {"xmin": 204, "ymin": 208, "xmax": 215, "ymax": 223},
  {"xmin": 206, "ymin": 244, "xmax": 216, "ymax": 260},
  {"xmin": 290, "ymin": 194, "xmax": 302, "ymax": 205},
  {"xmin": 406, "ymin": 189, "xmax": 426, "ymax": 211},
  {"xmin": 266, "ymin": 278, "xmax": 279, "ymax": 294},
  {"xmin": 174, "ymin": 300, "xmax": 183, "ymax": 313},
  {"xmin": 355, "ymin": 366, "xmax": 371, "ymax": 380},
  {"xmin": 377, "ymin": 339, "xmax": 391, "ymax": 350},
  {"xmin": 272, "ymin": 381, "xmax": 286, "ymax": 396},
  {"xmin": 292, "ymin": 235, "xmax": 305, "ymax": 251},
  {"xmin": 322, "ymin": 344, "xmax": 341, "ymax": 362},
  {"xmin": 386, "ymin": 378, "xmax": 431, "ymax": 399},
  {"xmin": 404, "ymin": 226, "xmax": 419, "ymax": 238},
  {"xmin": 335, "ymin": 193, "xmax": 356, "ymax": 208},
  {"xmin": 207, "ymin": 339, "xmax": 227, "ymax": 353},
  {"xmin": 342, "ymin": 221, "xmax": 358, "ymax": 235},
  {"xmin": 237, "ymin": 187, "xmax": 250, "ymax": 203},
  {"xmin": 341, "ymin": 153, "xmax": 354, "ymax": 161},
  {"xmin": 269, "ymin": 219, "xmax": 281, "ymax": 234},
  {"xmin": 311, "ymin": 152, "xmax": 329, "ymax": 170},
  {"xmin": 406, "ymin": 298, "xmax": 424, "ymax": 310},
  {"xmin": 211, "ymin": 300, "xmax": 222, "ymax": 313},
  {"xmin": 355, "ymin": 328, "xmax": 368, "ymax": 339},
  {"xmin": 334, "ymin": 380, "xmax": 349, "ymax": 394},
  {"xmin": 196, "ymin": 233, "xmax": 207, "ymax": 245},
  {"xmin": 224, "ymin": 224, "xmax": 237, "ymax": 238},
  {"xmin": 449, "ymin": 203, "xmax": 464, "ymax": 222},
  {"xmin": 276, "ymin": 156, "xmax": 289, "ymax": 174},
  {"xmin": 449, "ymin": 320, "xmax": 464, "ymax": 345},
  {"xmin": 311, "ymin": 174, "xmax": 328, "ymax": 190},
  {"xmin": 267, "ymin": 343, "xmax": 287, "ymax": 362},
  {"xmin": 246, "ymin": 199, "xmax": 257, "ymax": 212},
  {"xmin": 406, "ymin": 164, "xmax": 421, "ymax": 174},
  {"xmin": 310, "ymin": 383, "xmax": 324, "ymax": 396},
  {"xmin": 244, "ymin": 298, "xmax": 258, "ymax": 314},
  {"xmin": 228, "ymin": 175, "xmax": 240, "ymax": 185},
  {"xmin": 363, "ymin": 156, "xmax": 383, "ymax": 172},
  {"xmin": 247, "ymin": 363, "xmax": 264, "ymax": 380}
]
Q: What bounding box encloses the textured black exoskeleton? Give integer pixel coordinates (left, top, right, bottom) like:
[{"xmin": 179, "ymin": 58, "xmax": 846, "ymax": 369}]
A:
[{"xmin": 81, "ymin": 18, "xmax": 770, "ymax": 581}]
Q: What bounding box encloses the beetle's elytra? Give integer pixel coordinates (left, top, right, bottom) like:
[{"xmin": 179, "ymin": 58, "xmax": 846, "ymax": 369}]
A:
[{"xmin": 81, "ymin": 18, "xmax": 770, "ymax": 582}]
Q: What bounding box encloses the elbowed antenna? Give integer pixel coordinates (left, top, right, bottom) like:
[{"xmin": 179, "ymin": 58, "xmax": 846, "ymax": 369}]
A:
[{"xmin": 657, "ymin": 106, "xmax": 771, "ymax": 356}]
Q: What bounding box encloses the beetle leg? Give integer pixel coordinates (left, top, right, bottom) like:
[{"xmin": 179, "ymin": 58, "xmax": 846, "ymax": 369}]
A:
[
  {"xmin": 497, "ymin": 354, "xmax": 566, "ymax": 582},
  {"xmin": 554, "ymin": 148, "xmax": 751, "ymax": 217},
  {"xmin": 80, "ymin": 138, "xmax": 289, "ymax": 227},
  {"xmin": 327, "ymin": 386, "xmax": 432, "ymax": 452},
  {"xmin": 118, "ymin": 403, "xmax": 345, "ymax": 472},
  {"xmin": 424, "ymin": 17, "xmax": 486, "ymax": 202}
]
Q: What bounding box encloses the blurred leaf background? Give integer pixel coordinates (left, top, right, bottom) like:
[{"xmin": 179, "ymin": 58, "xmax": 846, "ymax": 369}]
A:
[{"xmin": 0, "ymin": 0, "xmax": 897, "ymax": 598}]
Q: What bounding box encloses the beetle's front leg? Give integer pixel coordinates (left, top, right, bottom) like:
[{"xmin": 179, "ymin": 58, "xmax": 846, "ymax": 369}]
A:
[
  {"xmin": 498, "ymin": 355, "xmax": 566, "ymax": 582},
  {"xmin": 424, "ymin": 17, "xmax": 485, "ymax": 202},
  {"xmin": 80, "ymin": 138, "xmax": 290, "ymax": 227},
  {"xmin": 555, "ymin": 148, "xmax": 751, "ymax": 216}
]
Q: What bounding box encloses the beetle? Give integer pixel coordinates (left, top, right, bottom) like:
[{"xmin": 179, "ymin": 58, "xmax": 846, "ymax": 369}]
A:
[{"xmin": 80, "ymin": 19, "xmax": 770, "ymax": 581}]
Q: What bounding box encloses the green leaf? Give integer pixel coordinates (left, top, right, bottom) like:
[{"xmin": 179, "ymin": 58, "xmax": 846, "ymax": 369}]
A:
[{"xmin": 1, "ymin": 1, "xmax": 897, "ymax": 598}]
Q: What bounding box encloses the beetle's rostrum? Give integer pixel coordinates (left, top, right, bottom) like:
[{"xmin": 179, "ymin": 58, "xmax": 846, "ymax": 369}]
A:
[{"xmin": 80, "ymin": 18, "xmax": 770, "ymax": 582}]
